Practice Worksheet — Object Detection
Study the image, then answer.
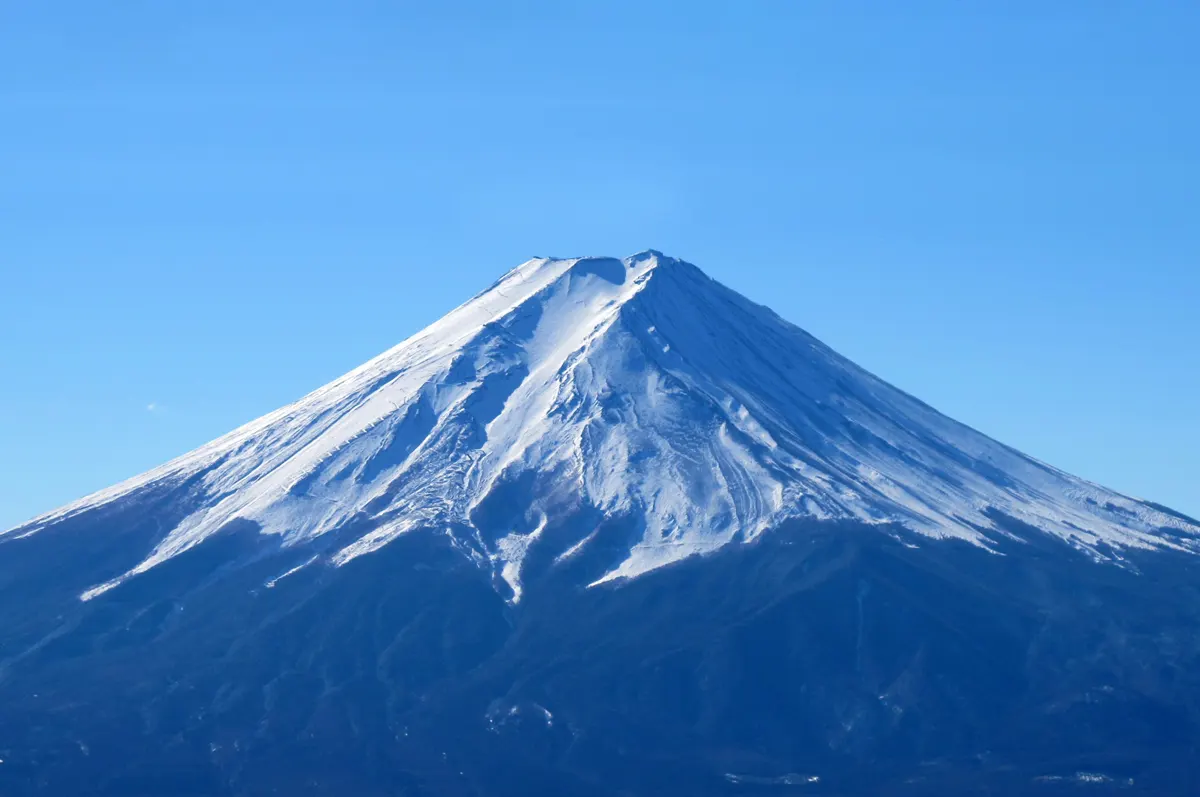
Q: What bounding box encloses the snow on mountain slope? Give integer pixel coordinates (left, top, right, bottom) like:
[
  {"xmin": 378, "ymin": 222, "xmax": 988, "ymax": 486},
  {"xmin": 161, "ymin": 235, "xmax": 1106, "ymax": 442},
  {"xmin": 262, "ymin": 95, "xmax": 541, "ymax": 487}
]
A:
[{"xmin": 8, "ymin": 251, "xmax": 1199, "ymax": 601}]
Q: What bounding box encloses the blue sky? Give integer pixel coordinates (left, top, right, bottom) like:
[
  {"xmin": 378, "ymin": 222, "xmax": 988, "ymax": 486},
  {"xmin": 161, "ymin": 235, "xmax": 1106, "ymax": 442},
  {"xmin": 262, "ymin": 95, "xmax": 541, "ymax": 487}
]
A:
[{"xmin": 1, "ymin": 1, "xmax": 1198, "ymax": 528}]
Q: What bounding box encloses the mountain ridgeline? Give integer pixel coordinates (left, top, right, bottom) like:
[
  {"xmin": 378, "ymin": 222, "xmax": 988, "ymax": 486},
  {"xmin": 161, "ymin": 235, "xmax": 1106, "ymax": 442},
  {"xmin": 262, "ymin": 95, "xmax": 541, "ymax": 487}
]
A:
[{"xmin": 3, "ymin": 252, "xmax": 1199, "ymax": 796}]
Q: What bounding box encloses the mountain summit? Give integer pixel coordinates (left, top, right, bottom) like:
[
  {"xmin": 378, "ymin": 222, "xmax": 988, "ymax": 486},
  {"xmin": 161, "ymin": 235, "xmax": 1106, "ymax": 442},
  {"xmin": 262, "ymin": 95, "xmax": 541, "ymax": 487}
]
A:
[
  {"xmin": 4, "ymin": 253, "xmax": 1200, "ymax": 796},
  {"xmin": 11, "ymin": 251, "xmax": 1196, "ymax": 602}
]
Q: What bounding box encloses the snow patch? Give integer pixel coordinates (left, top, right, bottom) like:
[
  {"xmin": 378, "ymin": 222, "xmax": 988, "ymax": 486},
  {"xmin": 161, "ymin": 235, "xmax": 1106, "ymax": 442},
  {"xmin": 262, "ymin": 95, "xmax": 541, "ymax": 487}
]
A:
[{"xmin": 264, "ymin": 555, "xmax": 319, "ymax": 588}]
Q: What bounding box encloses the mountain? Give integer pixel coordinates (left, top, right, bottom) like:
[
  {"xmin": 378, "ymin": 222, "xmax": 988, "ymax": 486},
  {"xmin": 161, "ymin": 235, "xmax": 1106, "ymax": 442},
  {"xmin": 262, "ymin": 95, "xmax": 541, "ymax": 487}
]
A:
[
  {"xmin": 3, "ymin": 251, "xmax": 1200, "ymax": 796},
  {"xmin": 14, "ymin": 252, "xmax": 1195, "ymax": 598}
]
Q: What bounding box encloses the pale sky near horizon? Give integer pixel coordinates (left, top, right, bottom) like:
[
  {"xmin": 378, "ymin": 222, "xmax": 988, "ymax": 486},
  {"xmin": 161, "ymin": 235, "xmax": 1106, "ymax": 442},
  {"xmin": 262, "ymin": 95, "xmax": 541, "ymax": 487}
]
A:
[{"xmin": 2, "ymin": 1, "xmax": 1198, "ymax": 528}]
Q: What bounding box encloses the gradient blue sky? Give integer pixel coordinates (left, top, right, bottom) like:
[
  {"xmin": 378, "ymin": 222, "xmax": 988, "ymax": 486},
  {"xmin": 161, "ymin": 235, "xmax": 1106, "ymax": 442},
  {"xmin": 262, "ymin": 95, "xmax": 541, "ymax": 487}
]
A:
[{"xmin": 2, "ymin": 1, "xmax": 1198, "ymax": 528}]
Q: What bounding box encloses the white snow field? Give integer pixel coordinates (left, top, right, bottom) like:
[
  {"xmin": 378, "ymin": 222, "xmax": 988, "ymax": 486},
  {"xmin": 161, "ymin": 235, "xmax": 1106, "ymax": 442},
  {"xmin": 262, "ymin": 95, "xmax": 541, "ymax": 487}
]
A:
[{"xmin": 8, "ymin": 251, "xmax": 1198, "ymax": 601}]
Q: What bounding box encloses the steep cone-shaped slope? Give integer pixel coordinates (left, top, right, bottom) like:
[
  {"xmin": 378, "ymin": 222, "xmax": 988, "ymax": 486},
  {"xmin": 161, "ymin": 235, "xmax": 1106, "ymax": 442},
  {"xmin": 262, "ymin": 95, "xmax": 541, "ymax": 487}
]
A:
[{"xmin": 8, "ymin": 252, "xmax": 1196, "ymax": 602}]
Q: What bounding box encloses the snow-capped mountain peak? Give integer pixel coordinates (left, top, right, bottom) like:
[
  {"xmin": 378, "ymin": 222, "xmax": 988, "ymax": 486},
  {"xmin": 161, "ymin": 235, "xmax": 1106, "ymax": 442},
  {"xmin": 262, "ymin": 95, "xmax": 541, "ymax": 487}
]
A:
[{"xmin": 8, "ymin": 252, "xmax": 1199, "ymax": 602}]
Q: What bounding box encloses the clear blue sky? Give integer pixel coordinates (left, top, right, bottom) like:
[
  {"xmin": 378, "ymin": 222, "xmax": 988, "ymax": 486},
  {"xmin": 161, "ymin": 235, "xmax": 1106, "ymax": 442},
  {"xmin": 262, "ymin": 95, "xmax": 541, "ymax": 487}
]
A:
[{"xmin": 2, "ymin": 1, "xmax": 1198, "ymax": 529}]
